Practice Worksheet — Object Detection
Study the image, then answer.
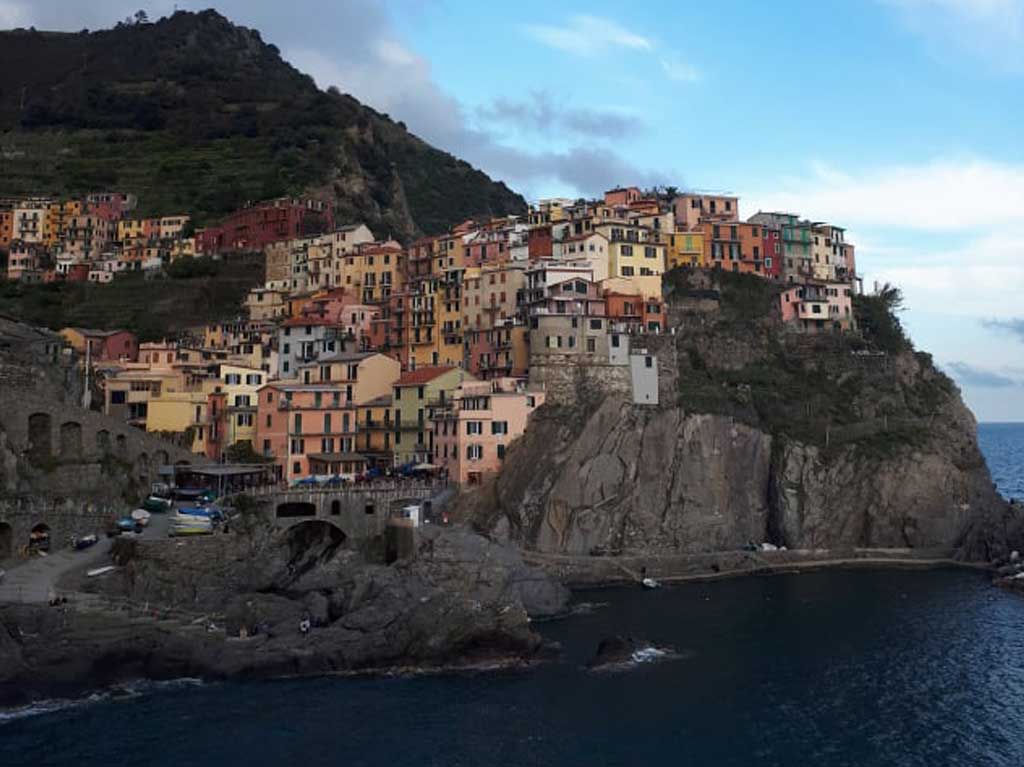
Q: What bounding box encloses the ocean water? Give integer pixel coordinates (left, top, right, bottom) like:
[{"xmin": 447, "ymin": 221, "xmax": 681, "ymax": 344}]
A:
[
  {"xmin": 4, "ymin": 568, "xmax": 1024, "ymax": 767},
  {"xmin": 978, "ymin": 422, "xmax": 1024, "ymax": 501}
]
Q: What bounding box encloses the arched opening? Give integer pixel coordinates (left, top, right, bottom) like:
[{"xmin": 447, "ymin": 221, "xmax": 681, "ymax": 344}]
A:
[
  {"xmin": 153, "ymin": 450, "xmax": 169, "ymax": 471},
  {"xmin": 115, "ymin": 434, "xmax": 128, "ymax": 457},
  {"xmin": 0, "ymin": 522, "xmax": 13, "ymax": 560},
  {"xmin": 283, "ymin": 520, "xmax": 346, "ymax": 580},
  {"xmin": 59, "ymin": 421, "xmax": 83, "ymax": 460},
  {"xmin": 276, "ymin": 502, "xmax": 316, "ymax": 519},
  {"xmin": 330, "ymin": 499, "xmax": 341, "ymax": 516},
  {"xmin": 96, "ymin": 429, "xmax": 111, "ymax": 454},
  {"xmin": 29, "ymin": 523, "xmax": 50, "ymax": 554},
  {"xmin": 135, "ymin": 452, "xmax": 149, "ymax": 484},
  {"xmin": 27, "ymin": 412, "xmax": 52, "ymax": 464}
]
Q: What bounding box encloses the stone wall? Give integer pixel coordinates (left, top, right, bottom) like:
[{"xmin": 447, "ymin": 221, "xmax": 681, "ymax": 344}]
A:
[{"xmin": 0, "ymin": 499, "xmax": 114, "ymax": 562}]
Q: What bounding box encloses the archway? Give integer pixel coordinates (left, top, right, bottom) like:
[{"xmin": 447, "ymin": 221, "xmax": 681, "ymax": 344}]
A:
[
  {"xmin": 27, "ymin": 412, "xmax": 52, "ymax": 464},
  {"xmin": 0, "ymin": 522, "xmax": 12, "ymax": 560},
  {"xmin": 283, "ymin": 520, "xmax": 347, "ymax": 580},
  {"xmin": 59, "ymin": 421, "xmax": 83, "ymax": 460},
  {"xmin": 153, "ymin": 450, "xmax": 169, "ymax": 471},
  {"xmin": 330, "ymin": 499, "xmax": 341, "ymax": 516},
  {"xmin": 276, "ymin": 501, "xmax": 316, "ymax": 519},
  {"xmin": 115, "ymin": 434, "xmax": 128, "ymax": 457},
  {"xmin": 96, "ymin": 429, "xmax": 111, "ymax": 454},
  {"xmin": 29, "ymin": 523, "xmax": 50, "ymax": 553},
  {"xmin": 135, "ymin": 452, "xmax": 150, "ymax": 484}
]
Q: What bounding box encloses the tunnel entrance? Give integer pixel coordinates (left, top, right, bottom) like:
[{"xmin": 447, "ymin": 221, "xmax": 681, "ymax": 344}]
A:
[
  {"xmin": 276, "ymin": 502, "xmax": 317, "ymax": 519},
  {"xmin": 0, "ymin": 522, "xmax": 12, "ymax": 560},
  {"xmin": 283, "ymin": 520, "xmax": 347, "ymax": 580}
]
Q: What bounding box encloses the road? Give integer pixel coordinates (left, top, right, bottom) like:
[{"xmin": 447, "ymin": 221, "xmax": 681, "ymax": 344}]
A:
[{"xmin": 0, "ymin": 509, "xmax": 176, "ymax": 605}]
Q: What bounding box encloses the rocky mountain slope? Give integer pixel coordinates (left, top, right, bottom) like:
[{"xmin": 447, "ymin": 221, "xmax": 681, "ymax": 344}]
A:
[
  {"xmin": 469, "ymin": 270, "xmax": 1014, "ymax": 562},
  {"xmin": 0, "ymin": 10, "xmax": 524, "ymax": 238}
]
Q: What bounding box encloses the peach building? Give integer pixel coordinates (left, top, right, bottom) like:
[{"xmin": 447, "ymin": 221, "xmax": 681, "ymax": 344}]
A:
[
  {"xmin": 257, "ymin": 382, "xmax": 364, "ymax": 482},
  {"xmin": 432, "ymin": 377, "xmax": 545, "ymax": 485}
]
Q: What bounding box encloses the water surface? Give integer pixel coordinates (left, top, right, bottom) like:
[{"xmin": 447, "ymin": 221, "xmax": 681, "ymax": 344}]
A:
[{"xmin": 3, "ymin": 568, "xmax": 1023, "ymax": 767}]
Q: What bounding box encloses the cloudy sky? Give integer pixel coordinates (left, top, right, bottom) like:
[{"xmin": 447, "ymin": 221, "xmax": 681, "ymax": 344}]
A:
[{"xmin": 3, "ymin": 0, "xmax": 1024, "ymax": 421}]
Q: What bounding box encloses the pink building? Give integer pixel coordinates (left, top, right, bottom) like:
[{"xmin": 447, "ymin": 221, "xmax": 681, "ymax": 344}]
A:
[
  {"xmin": 256, "ymin": 381, "xmax": 364, "ymax": 483},
  {"xmin": 778, "ymin": 282, "xmax": 855, "ymax": 332},
  {"xmin": 6, "ymin": 244, "xmax": 42, "ymax": 281},
  {"xmin": 432, "ymin": 378, "xmax": 544, "ymax": 485}
]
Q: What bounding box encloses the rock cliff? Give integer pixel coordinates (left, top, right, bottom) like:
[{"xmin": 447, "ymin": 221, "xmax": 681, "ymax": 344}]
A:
[
  {"xmin": 470, "ymin": 270, "xmax": 1013, "ymax": 561},
  {"xmin": 0, "ymin": 524, "xmax": 569, "ymax": 706}
]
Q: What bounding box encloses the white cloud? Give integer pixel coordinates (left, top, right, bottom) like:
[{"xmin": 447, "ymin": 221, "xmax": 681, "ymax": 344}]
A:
[
  {"xmin": 882, "ymin": 0, "xmax": 1024, "ymax": 72},
  {"xmin": 523, "ymin": 15, "xmax": 652, "ymax": 57},
  {"xmin": 660, "ymin": 56, "xmax": 700, "ymax": 83},
  {"xmin": 746, "ymin": 159, "xmax": 1024, "ymax": 231},
  {"xmin": 523, "ymin": 14, "xmax": 699, "ymax": 84},
  {"xmin": 0, "ymin": 0, "xmax": 27, "ymax": 26}
]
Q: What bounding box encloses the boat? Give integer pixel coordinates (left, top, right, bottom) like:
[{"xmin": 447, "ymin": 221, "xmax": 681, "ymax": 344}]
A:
[
  {"xmin": 641, "ymin": 577, "xmax": 661, "ymax": 590},
  {"xmin": 130, "ymin": 509, "xmax": 152, "ymax": 527},
  {"xmin": 72, "ymin": 534, "xmax": 99, "ymax": 550},
  {"xmin": 142, "ymin": 495, "xmax": 173, "ymax": 513},
  {"xmin": 87, "ymin": 565, "xmax": 117, "ymax": 578},
  {"xmin": 169, "ymin": 524, "xmax": 214, "ymax": 537}
]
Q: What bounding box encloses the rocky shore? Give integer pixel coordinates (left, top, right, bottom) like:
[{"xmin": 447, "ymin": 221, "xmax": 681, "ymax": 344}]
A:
[{"xmin": 0, "ymin": 525, "xmax": 569, "ymax": 708}]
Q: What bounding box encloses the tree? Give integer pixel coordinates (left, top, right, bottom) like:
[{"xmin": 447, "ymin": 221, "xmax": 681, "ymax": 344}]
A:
[
  {"xmin": 225, "ymin": 440, "xmax": 269, "ymax": 464},
  {"xmin": 134, "ymin": 10, "xmax": 149, "ymax": 24}
]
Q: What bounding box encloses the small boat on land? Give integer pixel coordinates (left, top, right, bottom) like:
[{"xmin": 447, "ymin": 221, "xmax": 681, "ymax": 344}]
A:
[
  {"xmin": 641, "ymin": 577, "xmax": 661, "ymax": 590},
  {"xmin": 72, "ymin": 534, "xmax": 99, "ymax": 550}
]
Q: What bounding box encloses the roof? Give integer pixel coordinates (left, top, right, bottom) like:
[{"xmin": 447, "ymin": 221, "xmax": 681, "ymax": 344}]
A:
[
  {"xmin": 395, "ymin": 365, "xmax": 458, "ymax": 387},
  {"xmin": 280, "ymin": 316, "xmax": 336, "ymax": 328},
  {"xmin": 363, "ymin": 394, "xmax": 393, "ymax": 407},
  {"xmin": 307, "ymin": 452, "xmax": 368, "ymax": 463},
  {"xmin": 305, "ymin": 351, "xmax": 374, "ymax": 364},
  {"xmin": 67, "ymin": 327, "xmax": 133, "ymax": 338}
]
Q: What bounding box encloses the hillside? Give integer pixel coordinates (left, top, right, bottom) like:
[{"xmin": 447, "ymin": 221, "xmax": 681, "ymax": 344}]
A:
[
  {"xmin": 0, "ymin": 256, "xmax": 262, "ymax": 340},
  {"xmin": 0, "ymin": 10, "xmax": 525, "ymax": 238}
]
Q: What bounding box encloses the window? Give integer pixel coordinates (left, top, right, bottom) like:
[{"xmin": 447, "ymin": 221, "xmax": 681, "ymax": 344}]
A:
[
  {"xmin": 418, "ymin": 386, "xmax": 425, "ymax": 399},
  {"xmin": 324, "ymin": 413, "xmax": 332, "ymax": 432},
  {"xmin": 467, "ymin": 421, "xmax": 483, "ymax": 435},
  {"xmin": 645, "ymin": 356, "xmax": 653, "ymax": 369},
  {"xmin": 294, "ymin": 413, "xmax": 302, "ymax": 432},
  {"xmin": 237, "ymin": 413, "xmax": 253, "ymax": 426},
  {"xmin": 467, "ymin": 444, "xmax": 483, "ymax": 460},
  {"xmin": 611, "ymin": 335, "xmax": 620, "ymax": 348},
  {"xmin": 111, "ymin": 390, "xmax": 126, "ymax": 404},
  {"xmin": 293, "ymin": 462, "xmax": 301, "ymax": 474},
  {"xmin": 644, "ymin": 246, "xmax": 657, "ymax": 259},
  {"xmin": 283, "ymin": 343, "xmax": 290, "ymax": 355},
  {"xmin": 621, "ymin": 266, "xmax": 635, "ymax": 276},
  {"xmin": 497, "ymin": 444, "xmax": 506, "ymax": 460},
  {"xmin": 586, "ymin": 338, "xmax": 596, "ymax": 353},
  {"xmin": 265, "ymin": 414, "xmax": 272, "ymax": 427},
  {"xmin": 621, "ymin": 244, "xmax": 633, "ymax": 256},
  {"xmin": 491, "ymin": 421, "xmax": 508, "ymax": 435}
]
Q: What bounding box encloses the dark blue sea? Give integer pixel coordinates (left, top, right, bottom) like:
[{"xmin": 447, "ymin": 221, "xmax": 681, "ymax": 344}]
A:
[
  {"xmin": 2, "ymin": 423, "xmax": 1024, "ymax": 766},
  {"xmin": 978, "ymin": 422, "xmax": 1024, "ymax": 501},
  {"xmin": 4, "ymin": 569, "xmax": 1024, "ymax": 767}
]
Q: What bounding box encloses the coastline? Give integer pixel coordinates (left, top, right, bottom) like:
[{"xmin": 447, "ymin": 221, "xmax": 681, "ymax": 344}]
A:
[
  {"xmin": 522, "ymin": 547, "xmax": 995, "ymax": 589},
  {"xmin": 0, "ymin": 546, "xmax": 1003, "ymax": 713}
]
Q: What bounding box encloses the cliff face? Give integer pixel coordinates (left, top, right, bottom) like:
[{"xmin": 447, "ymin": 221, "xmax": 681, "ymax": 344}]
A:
[{"xmin": 472, "ymin": 271, "xmax": 1011, "ymax": 561}]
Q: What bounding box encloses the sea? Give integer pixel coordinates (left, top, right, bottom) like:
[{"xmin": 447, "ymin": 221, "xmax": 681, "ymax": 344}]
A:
[{"xmin": 1, "ymin": 422, "xmax": 1023, "ymax": 767}]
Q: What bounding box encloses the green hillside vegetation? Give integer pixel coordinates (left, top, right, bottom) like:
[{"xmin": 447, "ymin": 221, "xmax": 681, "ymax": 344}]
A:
[
  {"xmin": 667, "ymin": 268, "xmax": 952, "ymax": 458},
  {"xmin": 0, "ymin": 256, "xmax": 262, "ymax": 340},
  {"xmin": 0, "ymin": 11, "xmax": 525, "ymax": 237}
]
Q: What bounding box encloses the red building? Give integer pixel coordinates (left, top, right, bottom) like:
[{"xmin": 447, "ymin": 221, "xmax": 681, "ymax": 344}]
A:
[
  {"xmin": 528, "ymin": 226, "xmax": 553, "ymax": 259},
  {"xmin": 197, "ymin": 198, "xmax": 333, "ymax": 254},
  {"xmin": 762, "ymin": 226, "xmax": 782, "ymax": 280},
  {"xmin": 605, "ymin": 291, "xmax": 665, "ymax": 333},
  {"xmin": 85, "ymin": 192, "xmax": 135, "ymax": 222}
]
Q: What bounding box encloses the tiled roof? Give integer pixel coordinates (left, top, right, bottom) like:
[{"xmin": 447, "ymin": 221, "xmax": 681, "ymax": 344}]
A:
[{"xmin": 395, "ymin": 365, "xmax": 457, "ymax": 386}]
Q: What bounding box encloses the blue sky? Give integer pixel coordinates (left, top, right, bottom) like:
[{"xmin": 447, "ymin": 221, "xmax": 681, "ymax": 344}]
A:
[{"xmin": 4, "ymin": 0, "xmax": 1024, "ymax": 420}]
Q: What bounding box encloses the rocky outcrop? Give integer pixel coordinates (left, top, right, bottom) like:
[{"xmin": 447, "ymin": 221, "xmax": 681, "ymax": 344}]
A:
[
  {"xmin": 0, "ymin": 524, "xmax": 568, "ymax": 706},
  {"xmin": 471, "ymin": 273, "xmax": 1011, "ymax": 560}
]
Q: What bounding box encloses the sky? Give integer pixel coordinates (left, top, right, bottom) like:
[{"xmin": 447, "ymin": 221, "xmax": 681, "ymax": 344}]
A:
[{"xmin": 2, "ymin": 0, "xmax": 1024, "ymax": 421}]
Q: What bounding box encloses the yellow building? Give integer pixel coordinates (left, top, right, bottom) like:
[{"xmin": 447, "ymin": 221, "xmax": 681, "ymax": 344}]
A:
[
  {"xmin": 667, "ymin": 231, "xmax": 705, "ymax": 269},
  {"xmin": 212, "ymin": 363, "xmax": 267, "ymax": 450},
  {"xmin": 338, "ymin": 243, "xmax": 404, "ymax": 304},
  {"xmin": 356, "ymin": 394, "xmax": 394, "ymax": 457},
  {"xmin": 147, "ymin": 389, "xmax": 208, "ymax": 454},
  {"xmin": 606, "ymin": 239, "xmax": 667, "ymax": 281},
  {"xmin": 296, "ymin": 351, "xmax": 401, "ymax": 404},
  {"xmin": 44, "ymin": 200, "xmax": 82, "ymax": 247}
]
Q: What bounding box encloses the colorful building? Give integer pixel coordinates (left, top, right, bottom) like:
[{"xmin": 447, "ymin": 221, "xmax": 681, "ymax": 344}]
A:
[
  {"xmin": 392, "ymin": 366, "xmax": 475, "ymax": 466},
  {"xmin": 432, "ymin": 378, "xmax": 545, "ymax": 485}
]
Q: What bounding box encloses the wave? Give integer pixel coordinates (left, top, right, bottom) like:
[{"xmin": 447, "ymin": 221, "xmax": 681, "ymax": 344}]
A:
[{"xmin": 0, "ymin": 678, "xmax": 206, "ymax": 725}]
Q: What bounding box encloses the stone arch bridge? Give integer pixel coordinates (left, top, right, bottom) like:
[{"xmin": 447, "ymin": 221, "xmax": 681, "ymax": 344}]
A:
[{"xmin": 242, "ymin": 483, "xmax": 449, "ymax": 545}]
